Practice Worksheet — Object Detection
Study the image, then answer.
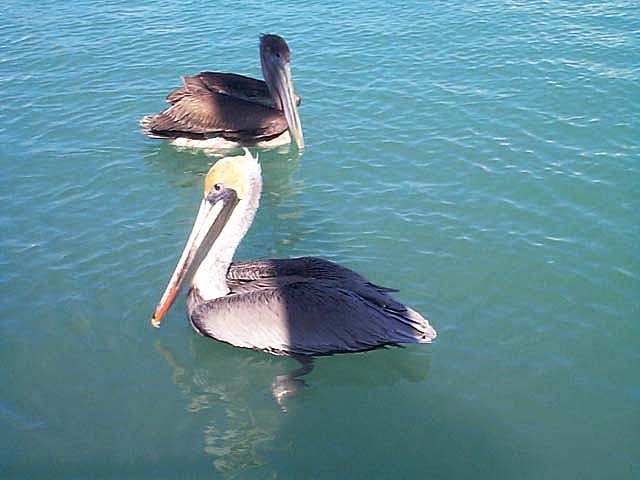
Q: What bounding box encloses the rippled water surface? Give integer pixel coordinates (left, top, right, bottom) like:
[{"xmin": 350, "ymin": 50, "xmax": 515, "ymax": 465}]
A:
[{"xmin": 1, "ymin": 1, "xmax": 638, "ymax": 478}]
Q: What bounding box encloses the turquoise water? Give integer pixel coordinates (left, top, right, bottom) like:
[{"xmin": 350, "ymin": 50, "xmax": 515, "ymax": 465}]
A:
[{"xmin": 1, "ymin": 0, "xmax": 638, "ymax": 478}]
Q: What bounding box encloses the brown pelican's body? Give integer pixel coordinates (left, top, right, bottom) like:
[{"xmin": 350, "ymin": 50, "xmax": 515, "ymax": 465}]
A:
[
  {"xmin": 152, "ymin": 150, "xmax": 436, "ymax": 357},
  {"xmin": 140, "ymin": 35, "xmax": 304, "ymax": 150},
  {"xmin": 187, "ymin": 257, "xmax": 435, "ymax": 356}
]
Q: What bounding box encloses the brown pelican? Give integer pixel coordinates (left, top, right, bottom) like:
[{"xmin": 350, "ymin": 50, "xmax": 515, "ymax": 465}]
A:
[
  {"xmin": 152, "ymin": 150, "xmax": 436, "ymax": 361},
  {"xmin": 140, "ymin": 34, "xmax": 304, "ymax": 151}
]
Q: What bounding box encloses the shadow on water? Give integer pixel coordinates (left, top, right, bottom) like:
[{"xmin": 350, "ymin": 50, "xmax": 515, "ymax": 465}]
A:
[
  {"xmin": 154, "ymin": 337, "xmax": 434, "ymax": 478},
  {"xmin": 139, "ymin": 141, "xmax": 301, "ymax": 192},
  {"xmin": 141, "ymin": 142, "xmax": 217, "ymax": 181}
]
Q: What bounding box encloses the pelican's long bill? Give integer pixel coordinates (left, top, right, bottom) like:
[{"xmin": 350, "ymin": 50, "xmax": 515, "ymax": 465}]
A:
[
  {"xmin": 151, "ymin": 188, "xmax": 238, "ymax": 327},
  {"xmin": 260, "ymin": 35, "xmax": 304, "ymax": 150}
]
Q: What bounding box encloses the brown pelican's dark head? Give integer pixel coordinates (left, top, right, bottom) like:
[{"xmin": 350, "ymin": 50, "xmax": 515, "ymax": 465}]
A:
[
  {"xmin": 260, "ymin": 34, "xmax": 304, "ymax": 151},
  {"xmin": 152, "ymin": 150, "xmax": 261, "ymax": 326}
]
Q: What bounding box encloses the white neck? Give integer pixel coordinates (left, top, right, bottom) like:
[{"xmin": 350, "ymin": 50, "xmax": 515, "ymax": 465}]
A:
[{"xmin": 192, "ymin": 178, "xmax": 261, "ymax": 301}]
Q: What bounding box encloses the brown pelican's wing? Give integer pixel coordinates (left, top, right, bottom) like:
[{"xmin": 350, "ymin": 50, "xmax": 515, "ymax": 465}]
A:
[
  {"xmin": 191, "ymin": 270, "xmax": 435, "ymax": 356},
  {"xmin": 228, "ymin": 257, "xmax": 399, "ymax": 300},
  {"xmin": 166, "ymin": 73, "xmax": 269, "ymax": 106},
  {"xmin": 166, "ymin": 72, "xmax": 301, "ymax": 108},
  {"xmin": 140, "ymin": 75, "xmax": 288, "ymax": 139}
]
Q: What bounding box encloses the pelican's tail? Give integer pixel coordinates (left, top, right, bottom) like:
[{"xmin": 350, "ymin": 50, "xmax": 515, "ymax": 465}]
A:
[
  {"xmin": 140, "ymin": 114, "xmax": 168, "ymax": 138},
  {"xmin": 139, "ymin": 113, "xmax": 206, "ymax": 140},
  {"xmin": 407, "ymin": 307, "xmax": 437, "ymax": 343},
  {"xmin": 391, "ymin": 306, "xmax": 437, "ymax": 344}
]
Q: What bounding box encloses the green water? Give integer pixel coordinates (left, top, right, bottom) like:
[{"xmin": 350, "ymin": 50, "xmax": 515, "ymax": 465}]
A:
[{"xmin": 1, "ymin": 1, "xmax": 638, "ymax": 478}]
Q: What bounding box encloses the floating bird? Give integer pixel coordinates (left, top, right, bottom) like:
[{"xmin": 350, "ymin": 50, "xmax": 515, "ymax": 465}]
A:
[
  {"xmin": 140, "ymin": 34, "xmax": 304, "ymax": 151},
  {"xmin": 152, "ymin": 150, "xmax": 436, "ymax": 360}
]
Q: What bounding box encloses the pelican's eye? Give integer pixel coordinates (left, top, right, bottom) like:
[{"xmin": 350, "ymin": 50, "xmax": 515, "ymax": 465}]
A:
[{"xmin": 206, "ymin": 182, "xmax": 225, "ymax": 203}]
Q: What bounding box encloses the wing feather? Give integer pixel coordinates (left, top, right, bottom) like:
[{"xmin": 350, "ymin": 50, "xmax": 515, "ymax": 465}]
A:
[{"xmin": 188, "ymin": 257, "xmax": 436, "ymax": 356}]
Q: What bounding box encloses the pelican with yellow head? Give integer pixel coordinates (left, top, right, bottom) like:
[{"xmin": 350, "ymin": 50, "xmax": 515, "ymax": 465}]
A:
[{"xmin": 152, "ymin": 149, "xmax": 436, "ymax": 357}]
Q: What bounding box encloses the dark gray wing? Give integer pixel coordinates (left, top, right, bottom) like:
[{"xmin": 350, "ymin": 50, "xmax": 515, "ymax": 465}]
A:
[
  {"xmin": 228, "ymin": 257, "xmax": 400, "ymax": 306},
  {"xmin": 140, "ymin": 74, "xmax": 287, "ymax": 139},
  {"xmin": 188, "ymin": 258, "xmax": 436, "ymax": 356}
]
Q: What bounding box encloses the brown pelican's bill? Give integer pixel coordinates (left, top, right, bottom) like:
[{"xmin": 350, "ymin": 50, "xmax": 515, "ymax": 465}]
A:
[
  {"xmin": 152, "ymin": 185, "xmax": 239, "ymax": 326},
  {"xmin": 260, "ymin": 34, "xmax": 304, "ymax": 150}
]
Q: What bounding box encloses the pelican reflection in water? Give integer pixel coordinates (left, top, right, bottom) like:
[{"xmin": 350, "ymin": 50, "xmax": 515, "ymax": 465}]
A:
[
  {"xmin": 152, "ymin": 150, "xmax": 436, "ymax": 399},
  {"xmin": 155, "ymin": 338, "xmax": 432, "ymax": 474},
  {"xmin": 140, "ymin": 34, "xmax": 303, "ymax": 151}
]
